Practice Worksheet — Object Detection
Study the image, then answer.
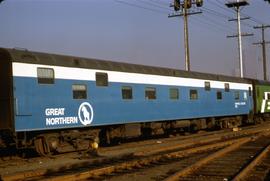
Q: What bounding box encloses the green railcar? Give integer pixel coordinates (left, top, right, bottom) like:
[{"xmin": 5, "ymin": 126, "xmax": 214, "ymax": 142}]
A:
[{"xmin": 254, "ymin": 81, "xmax": 270, "ymax": 114}]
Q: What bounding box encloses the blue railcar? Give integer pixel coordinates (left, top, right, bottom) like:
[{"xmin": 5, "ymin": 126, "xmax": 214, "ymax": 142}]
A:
[{"xmin": 0, "ymin": 48, "xmax": 254, "ymax": 155}]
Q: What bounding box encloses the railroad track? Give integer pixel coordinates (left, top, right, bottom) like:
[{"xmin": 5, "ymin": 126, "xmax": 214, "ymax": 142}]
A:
[
  {"xmin": 164, "ymin": 134, "xmax": 270, "ymax": 181},
  {"xmin": 2, "ymin": 131, "xmax": 270, "ymax": 181},
  {"xmin": 2, "ymin": 125, "xmax": 270, "ymax": 181},
  {"xmin": 2, "ymin": 138, "xmax": 245, "ymax": 181}
]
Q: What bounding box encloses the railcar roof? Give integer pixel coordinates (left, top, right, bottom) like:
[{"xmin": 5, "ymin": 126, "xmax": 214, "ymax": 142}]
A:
[
  {"xmin": 2, "ymin": 47, "xmax": 252, "ymax": 84},
  {"xmin": 250, "ymin": 79, "xmax": 270, "ymax": 86}
]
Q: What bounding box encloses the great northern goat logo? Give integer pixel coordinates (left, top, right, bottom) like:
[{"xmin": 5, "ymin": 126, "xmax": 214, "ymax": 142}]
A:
[{"xmin": 78, "ymin": 102, "xmax": 94, "ymax": 126}]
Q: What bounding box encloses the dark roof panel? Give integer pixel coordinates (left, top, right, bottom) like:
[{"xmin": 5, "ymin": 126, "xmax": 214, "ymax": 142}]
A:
[{"xmin": 4, "ymin": 48, "xmax": 253, "ymax": 84}]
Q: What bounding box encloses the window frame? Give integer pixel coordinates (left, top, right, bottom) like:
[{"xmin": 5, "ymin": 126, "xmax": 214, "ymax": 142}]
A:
[
  {"xmin": 244, "ymin": 92, "xmax": 248, "ymax": 100},
  {"xmin": 224, "ymin": 83, "xmax": 230, "ymax": 92},
  {"xmin": 145, "ymin": 87, "xmax": 156, "ymax": 100},
  {"xmin": 72, "ymin": 84, "xmax": 87, "ymax": 100},
  {"xmin": 169, "ymin": 88, "xmax": 179, "ymax": 100},
  {"xmin": 204, "ymin": 81, "xmax": 211, "ymax": 91},
  {"xmin": 190, "ymin": 89, "xmax": 198, "ymax": 100},
  {"xmin": 265, "ymin": 92, "xmax": 270, "ymax": 100},
  {"xmin": 96, "ymin": 72, "xmax": 108, "ymax": 87},
  {"xmin": 216, "ymin": 91, "xmax": 223, "ymax": 100},
  {"xmin": 37, "ymin": 67, "xmax": 55, "ymax": 84},
  {"xmin": 234, "ymin": 91, "xmax": 240, "ymax": 100},
  {"xmin": 248, "ymin": 87, "xmax": 252, "ymax": 96},
  {"xmin": 122, "ymin": 86, "xmax": 133, "ymax": 100}
]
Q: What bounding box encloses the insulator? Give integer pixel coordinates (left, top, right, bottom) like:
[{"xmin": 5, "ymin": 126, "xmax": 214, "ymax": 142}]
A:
[
  {"xmin": 196, "ymin": 0, "xmax": 203, "ymax": 7},
  {"xmin": 174, "ymin": 0, "xmax": 181, "ymax": 11},
  {"xmin": 184, "ymin": 0, "xmax": 192, "ymax": 9}
]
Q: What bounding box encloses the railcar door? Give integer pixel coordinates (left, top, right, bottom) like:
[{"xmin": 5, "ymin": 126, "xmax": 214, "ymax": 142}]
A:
[{"xmin": 0, "ymin": 51, "xmax": 14, "ymax": 130}]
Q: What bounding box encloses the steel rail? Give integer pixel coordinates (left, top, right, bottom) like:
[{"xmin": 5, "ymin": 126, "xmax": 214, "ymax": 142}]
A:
[
  {"xmin": 164, "ymin": 137, "xmax": 251, "ymax": 181},
  {"xmin": 233, "ymin": 144, "xmax": 270, "ymax": 180}
]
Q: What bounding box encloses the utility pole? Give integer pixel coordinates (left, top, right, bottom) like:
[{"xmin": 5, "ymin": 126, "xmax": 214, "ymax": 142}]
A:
[
  {"xmin": 253, "ymin": 25, "xmax": 270, "ymax": 81},
  {"xmin": 169, "ymin": 0, "xmax": 203, "ymax": 71},
  {"xmin": 183, "ymin": 4, "xmax": 190, "ymax": 71},
  {"xmin": 226, "ymin": 0, "xmax": 252, "ymax": 78}
]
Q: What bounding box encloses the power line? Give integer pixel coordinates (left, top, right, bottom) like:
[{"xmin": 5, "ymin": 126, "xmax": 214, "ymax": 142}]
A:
[
  {"xmin": 198, "ymin": 3, "xmax": 260, "ymax": 33},
  {"xmin": 242, "ymin": 12, "xmax": 265, "ymax": 25},
  {"xmin": 115, "ymin": 0, "xmax": 267, "ymax": 44},
  {"xmin": 202, "ymin": 6, "xmax": 252, "ymax": 29},
  {"xmin": 149, "ymin": 0, "xmax": 169, "ymax": 7},
  {"xmin": 211, "ymin": 0, "xmax": 235, "ymax": 14},
  {"xmin": 114, "ymin": 0, "xmax": 168, "ymax": 14},
  {"xmin": 214, "ymin": 0, "xmax": 270, "ymax": 36},
  {"xmin": 114, "ymin": 0, "xmax": 264, "ymax": 36},
  {"xmin": 216, "ymin": 0, "xmax": 229, "ymax": 4},
  {"xmin": 214, "ymin": 0, "xmax": 266, "ymax": 25},
  {"xmin": 115, "ymin": 0, "xmax": 234, "ymax": 36},
  {"xmin": 201, "ymin": 6, "xmax": 232, "ymax": 19},
  {"xmin": 202, "ymin": 4, "xmax": 256, "ymax": 31},
  {"xmin": 190, "ymin": 15, "xmax": 234, "ymax": 34},
  {"xmin": 135, "ymin": 0, "xmax": 172, "ymax": 11},
  {"xmin": 202, "ymin": 14, "xmax": 236, "ymax": 33}
]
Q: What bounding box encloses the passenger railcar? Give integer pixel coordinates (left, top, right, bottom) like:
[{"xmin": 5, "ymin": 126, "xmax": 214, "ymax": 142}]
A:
[{"xmin": 0, "ymin": 48, "xmax": 260, "ymax": 155}]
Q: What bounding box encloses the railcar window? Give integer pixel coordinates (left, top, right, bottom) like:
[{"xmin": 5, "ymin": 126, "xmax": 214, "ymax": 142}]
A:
[
  {"xmin": 217, "ymin": 91, "xmax": 222, "ymax": 100},
  {"xmin": 96, "ymin": 72, "xmax": 108, "ymax": 86},
  {"xmin": 145, "ymin": 87, "xmax": 156, "ymax": 100},
  {"xmin": 37, "ymin": 68, "xmax": 54, "ymax": 84},
  {"xmin": 122, "ymin": 86, "xmax": 133, "ymax": 100},
  {"xmin": 244, "ymin": 92, "xmax": 248, "ymax": 100},
  {"xmin": 263, "ymin": 93, "xmax": 269, "ymax": 100},
  {"xmin": 190, "ymin": 90, "xmax": 198, "ymax": 100},
  {"xmin": 248, "ymin": 87, "xmax": 252, "ymax": 96},
  {"xmin": 170, "ymin": 88, "xmax": 179, "ymax": 100},
  {"xmin": 225, "ymin": 83, "xmax": 230, "ymax": 92},
  {"xmin": 267, "ymin": 93, "xmax": 270, "ymax": 100},
  {"xmin": 204, "ymin": 81, "xmax": 211, "ymax": 91},
  {"xmin": 235, "ymin": 91, "xmax": 240, "ymax": 100},
  {"xmin": 72, "ymin": 84, "xmax": 87, "ymax": 99}
]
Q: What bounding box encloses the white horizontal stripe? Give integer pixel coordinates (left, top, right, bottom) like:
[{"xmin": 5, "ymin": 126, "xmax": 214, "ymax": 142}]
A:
[
  {"xmin": 12, "ymin": 62, "xmax": 252, "ymax": 90},
  {"xmin": 13, "ymin": 62, "xmax": 95, "ymax": 81}
]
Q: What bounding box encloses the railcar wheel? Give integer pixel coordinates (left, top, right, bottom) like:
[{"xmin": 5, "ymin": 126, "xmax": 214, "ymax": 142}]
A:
[
  {"xmin": 254, "ymin": 117, "xmax": 264, "ymax": 124},
  {"xmin": 99, "ymin": 129, "xmax": 111, "ymax": 146},
  {"xmin": 34, "ymin": 137, "xmax": 51, "ymax": 156},
  {"xmin": 86, "ymin": 140, "xmax": 99, "ymax": 156}
]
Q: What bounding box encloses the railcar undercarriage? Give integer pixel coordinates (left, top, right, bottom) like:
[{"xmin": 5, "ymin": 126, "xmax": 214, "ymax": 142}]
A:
[{"xmin": 0, "ymin": 113, "xmax": 268, "ymax": 157}]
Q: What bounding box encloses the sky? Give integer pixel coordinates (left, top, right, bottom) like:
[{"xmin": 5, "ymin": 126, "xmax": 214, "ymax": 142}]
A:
[{"xmin": 0, "ymin": 0, "xmax": 269, "ymax": 80}]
